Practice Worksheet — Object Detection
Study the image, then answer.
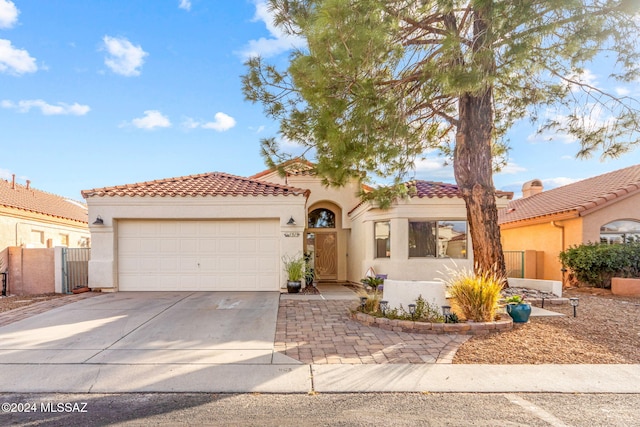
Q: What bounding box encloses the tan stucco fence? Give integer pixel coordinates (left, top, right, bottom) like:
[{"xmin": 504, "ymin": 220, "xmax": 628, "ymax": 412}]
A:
[{"xmin": 2, "ymin": 247, "xmax": 83, "ymax": 296}]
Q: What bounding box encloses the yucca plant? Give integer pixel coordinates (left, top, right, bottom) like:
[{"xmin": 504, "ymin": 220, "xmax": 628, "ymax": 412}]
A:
[{"xmin": 444, "ymin": 268, "xmax": 505, "ymax": 322}]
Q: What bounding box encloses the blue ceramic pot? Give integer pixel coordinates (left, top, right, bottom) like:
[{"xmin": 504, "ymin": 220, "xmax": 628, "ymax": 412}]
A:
[{"xmin": 506, "ymin": 303, "xmax": 532, "ymax": 323}]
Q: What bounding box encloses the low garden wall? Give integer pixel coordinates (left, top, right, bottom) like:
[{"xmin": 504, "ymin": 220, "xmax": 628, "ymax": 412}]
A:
[
  {"xmin": 508, "ymin": 278, "xmax": 562, "ymax": 297},
  {"xmin": 611, "ymin": 278, "xmax": 640, "ymax": 297},
  {"xmin": 352, "ymin": 311, "xmax": 513, "ymax": 335},
  {"xmin": 382, "ymin": 279, "xmax": 447, "ymax": 310}
]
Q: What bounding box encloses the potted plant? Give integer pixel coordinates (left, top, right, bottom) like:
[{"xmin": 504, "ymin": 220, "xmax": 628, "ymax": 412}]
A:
[
  {"xmin": 283, "ymin": 254, "xmax": 305, "ymax": 293},
  {"xmin": 361, "ymin": 276, "xmax": 384, "ymax": 295},
  {"xmin": 304, "ymin": 252, "xmax": 315, "ymax": 287},
  {"xmin": 504, "ymin": 295, "xmax": 532, "ymax": 323}
]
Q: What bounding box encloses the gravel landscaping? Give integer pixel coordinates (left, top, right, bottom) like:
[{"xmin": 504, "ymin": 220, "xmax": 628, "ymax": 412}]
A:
[
  {"xmin": 453, "ymin": 287, "xmax": 640, "ymax": 364},
  {"xmin": 0, "ymin": 293, "xmax": 65, "ymax": 313}
]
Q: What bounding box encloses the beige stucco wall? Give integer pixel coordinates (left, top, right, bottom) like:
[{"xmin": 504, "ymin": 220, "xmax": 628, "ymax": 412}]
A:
[
  {"xmin": 348, "ymin": 197, "xmax": 476, "ymax": 283},
  {"xmin": 85, "ymin": 194, "xmax": 307, "ymax": 291},
  {"xmin": 501, "ymin": 217, "xmax": 582, "ymax": 282},
  {"xmin": 581, "ymin": 192, "xmax": 640, "ymax": 243},
  {"xmin": 0, "ymin": 207, "xmax": 90, "ymax": 251}
]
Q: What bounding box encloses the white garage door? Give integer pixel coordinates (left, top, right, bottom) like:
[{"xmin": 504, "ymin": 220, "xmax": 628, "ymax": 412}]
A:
[{"xmin": 118, "ymin": 219, "xmax": 280, "ymax": 291}]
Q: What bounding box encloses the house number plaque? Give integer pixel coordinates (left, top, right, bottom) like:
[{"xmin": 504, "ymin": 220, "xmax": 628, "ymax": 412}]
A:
[{"xmin": 284, "ymin": 232, "xmax": 300, "ymax": 237}]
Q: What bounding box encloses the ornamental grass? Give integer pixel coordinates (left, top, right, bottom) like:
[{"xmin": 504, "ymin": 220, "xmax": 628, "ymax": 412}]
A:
[{"xmin": 445, "ymin": 268, "xmax": 505, "ymax": 322}]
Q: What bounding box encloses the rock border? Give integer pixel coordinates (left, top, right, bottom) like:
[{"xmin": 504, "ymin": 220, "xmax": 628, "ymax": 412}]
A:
[{"xmin": 352, "ymin": 311, "xmax": 513, "ymax": 335}]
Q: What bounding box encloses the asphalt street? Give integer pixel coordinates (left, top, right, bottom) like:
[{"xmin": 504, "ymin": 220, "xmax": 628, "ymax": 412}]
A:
[{"xmin": 1, "ymin": 392, "xmax": 639, "ymax": 426}]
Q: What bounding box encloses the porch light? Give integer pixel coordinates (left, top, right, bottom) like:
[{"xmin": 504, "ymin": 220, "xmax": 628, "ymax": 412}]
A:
[
  {"xmin": 92, "ymin": 216, "xmax": 104, "ymax": 225},
  {"xmin": 360, "ymin": 296, "xmax": 368, "ymax": 309},
  {"xmin": 541, "ymin": 296, "xmax": 546, "ymax": 309},
  {"xmin": 287, "ymin": 216, "xmax": 296, "ymax": 225},
  {"xmin": 441, "ymin": 305, "xmax": 451, "ymax": 323},
  {"xmin": 569, "ymin": 297, "xmax": 579, "ymax": 317},
  {"xmin": 408, "ymin": 303, "xmax": 416, "ymax": 319},
  {"xmin": 380, "ymin": 300, "xmax": 388, "ymax": 315}
]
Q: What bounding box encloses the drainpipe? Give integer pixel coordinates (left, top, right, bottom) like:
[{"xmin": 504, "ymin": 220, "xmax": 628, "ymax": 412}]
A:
[{"xmin": 551, "ymin": 221, "xmax": 566, "ymax": 287}]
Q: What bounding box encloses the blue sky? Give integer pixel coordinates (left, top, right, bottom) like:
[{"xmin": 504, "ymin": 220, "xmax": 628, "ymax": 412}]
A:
[{"xmin": 1, "ymin": 0, "xmax": 638, "ymax": 202}]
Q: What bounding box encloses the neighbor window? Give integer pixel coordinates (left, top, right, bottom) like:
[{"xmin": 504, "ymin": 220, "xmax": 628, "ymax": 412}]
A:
[
  {"xmin": 409, "ymin": 220, "xmax": 467, "ymax": 258},
  {"xmin": 308, "ymin": 208, "xmax": 336, "ymax": 228},
  {"xmin": 600, "ymin": 220, "xmax": 640, "ymax": 244},
  {"xmin": 375, "ymin": 222, "xmax": 390, "ymax": 258}
]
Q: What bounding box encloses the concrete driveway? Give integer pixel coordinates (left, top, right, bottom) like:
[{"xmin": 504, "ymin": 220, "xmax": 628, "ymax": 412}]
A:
[{"xmin": 0, "ymin": 291, "xmax": 287, "ymax": 365}]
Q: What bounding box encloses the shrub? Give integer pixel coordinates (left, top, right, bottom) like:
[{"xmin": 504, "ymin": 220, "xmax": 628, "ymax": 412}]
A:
[
  {"xmin": 444, "ymin": 268, "xmax": 504, "ymax": 322},
  {"xmin": 282, "ymin": 254, "xmax": 305, "ymax": 281},
  {"xmin": 559, "ymin": 242, "xmax": 640, "ymax": 288},
  {"xmin": 358, "ymin": 295, "xmax": 443, "ymax": 323}
]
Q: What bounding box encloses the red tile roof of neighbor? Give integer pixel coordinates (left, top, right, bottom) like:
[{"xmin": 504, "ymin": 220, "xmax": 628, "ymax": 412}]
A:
[
  {"xmin": 499, "ymin": 164, "xmax": 640, "ymax": 225},
  {"xmin": 0, "ymin": 178, "xmax": 88, "ymax": 223},
  {"xmin": 408, "ymin": 180, "xmax": 513, "ymax": 199},
  {"xmin": 81, "ymin": 172, "xmax": 310, "ymax": 198}
]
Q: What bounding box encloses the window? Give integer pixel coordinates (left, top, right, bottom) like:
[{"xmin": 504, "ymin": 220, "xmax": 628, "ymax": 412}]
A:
[
  {"xmin": 375, "ymin": 222, "xmax": 390, "ymax": 258},
  {"xmin": 600, "ymin": 220, "xmax": 640, "ymax": 244},
  {"xmin": 409, "ymin": 220, "xmax": 467, "ymax": 258},
  {"xmin": 60, "ymin": 234, "xmax": 69, "ymax": 247},
  {"xmin": 308, "ymin": 208, "xmax": 336, "ymax": 228}
]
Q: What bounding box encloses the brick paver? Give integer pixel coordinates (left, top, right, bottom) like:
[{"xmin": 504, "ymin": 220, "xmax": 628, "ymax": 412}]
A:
[
  {"xmin": 275, "ymin": 299, "xmax": 469, "ymax": 364},
  {"xmin": 0, "ymin": 292, "xmax": 100, "ymax": 327}
]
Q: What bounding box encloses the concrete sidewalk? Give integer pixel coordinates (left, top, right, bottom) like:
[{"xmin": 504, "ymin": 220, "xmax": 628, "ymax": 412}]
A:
[{"xmin": 1, "ymin": 363, "xmax": 639, "ymax": 393}]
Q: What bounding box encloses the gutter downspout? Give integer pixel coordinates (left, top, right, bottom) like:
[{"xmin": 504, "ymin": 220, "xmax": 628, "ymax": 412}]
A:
[{"xmin": 551, "ymin": 221, "xmax": 566, "ymax": 288}]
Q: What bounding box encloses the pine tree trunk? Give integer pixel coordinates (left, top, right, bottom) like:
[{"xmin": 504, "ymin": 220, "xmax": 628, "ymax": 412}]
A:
[{"xmin": 454, "ymin": 89, "xmax": 508, "ymax": 282}]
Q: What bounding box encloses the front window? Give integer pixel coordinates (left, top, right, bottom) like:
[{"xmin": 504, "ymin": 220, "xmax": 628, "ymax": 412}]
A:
[
  {"xmin": 600, "ymin": 220, "xmax": 640, "ymax": 244},
  {"xmin": 375, "ymin": 222, "xmax": 390, "ymax": 258},
  {"xmin": 409, "ymin": 220, "xmax": 467, "ymax": 258},
  {"xmin": 308, "ymin": 208, "xmax": 336, "ymax": 228}
]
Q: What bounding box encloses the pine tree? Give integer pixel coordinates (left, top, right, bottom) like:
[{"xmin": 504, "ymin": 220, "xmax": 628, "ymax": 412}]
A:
[{"xmin": 243, "ymin": 0, "xmax": 640, "ymax": 278}]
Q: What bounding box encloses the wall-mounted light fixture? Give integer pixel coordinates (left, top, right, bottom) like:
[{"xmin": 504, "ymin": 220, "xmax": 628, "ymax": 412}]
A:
[
  {"xmin": 287, "ymin": 216, "xmax": 296, "ymax": 225},
  {"xmin": 93, "ymin": 215, "xmax": 104, "ymax": 225}
]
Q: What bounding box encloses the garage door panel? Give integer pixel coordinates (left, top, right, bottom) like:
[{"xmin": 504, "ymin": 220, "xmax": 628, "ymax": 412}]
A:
[{"xmin": 118, "ymin": 219, "xmax": 280, "ymax": 291}]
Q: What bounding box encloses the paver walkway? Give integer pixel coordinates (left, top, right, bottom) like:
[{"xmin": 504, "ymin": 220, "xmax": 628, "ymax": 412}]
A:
[{"xmin": 275, "ymin": 299, "xmax": 469, "ymax": 364}]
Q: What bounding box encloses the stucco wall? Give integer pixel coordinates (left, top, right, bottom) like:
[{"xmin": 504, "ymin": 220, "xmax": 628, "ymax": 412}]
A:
[
  {"xmin": 7, "ymin": 247, "xmax": 55, "ymax": 295},
  {"xmin": 581, "ymin": 192, "xmax": 640, "ymax": 243},
  {"xmin": 348, "ymin": 197, "xmax": 476, "ymax": 283},
  {"xmin": 501, "ymin": 217, "xmax": 582, "ymax": 282},
  {"xmin": 85, "ymin": 195, "xmax": 307, "ymax": 290},
  {"xmin": 0, "ymin": 207, "xmax": 90, "ymax": 251}
]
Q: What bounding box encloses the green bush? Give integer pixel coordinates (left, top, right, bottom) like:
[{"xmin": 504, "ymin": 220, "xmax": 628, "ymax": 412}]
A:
[{"xmin": 559, "ymin": 242, "xmax": 640, "ymax": 288}]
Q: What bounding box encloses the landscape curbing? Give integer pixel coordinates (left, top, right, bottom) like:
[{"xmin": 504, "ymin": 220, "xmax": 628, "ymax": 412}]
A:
[{"xmin": 352, "ymin": 311, "xmax": 513, "ymax": 335}]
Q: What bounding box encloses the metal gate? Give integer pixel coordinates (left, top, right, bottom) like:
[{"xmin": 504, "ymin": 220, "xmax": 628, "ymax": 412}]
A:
[
  {"xmin": 61, "ymin": 248, "xmax": 91, "ymax": 293},
  {"xmin": 504, "ymin": 251, "xmax": 524, "ymax": 278}
]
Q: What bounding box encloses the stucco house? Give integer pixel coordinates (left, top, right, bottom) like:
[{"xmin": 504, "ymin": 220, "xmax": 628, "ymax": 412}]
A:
[
  {"xmin": 82, "ymin": 163, "xmax": 512, "ymax": 292},
  {"xmin": 499, "ymin": 164, "xmax": 640, "ymax": 284},
  {"xmin": 0, "ymin": 175, "xmax": 90, "ymax": 264}
]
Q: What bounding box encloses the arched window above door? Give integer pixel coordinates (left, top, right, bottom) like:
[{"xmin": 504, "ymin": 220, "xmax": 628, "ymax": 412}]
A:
[{"xmin": 308, "ymin": 208, "xmax": 336, "ymax": 228}]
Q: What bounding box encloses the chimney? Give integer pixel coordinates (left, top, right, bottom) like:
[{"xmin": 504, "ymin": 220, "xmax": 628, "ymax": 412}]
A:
[
  {"xmin": 26, "ymin": 180, "xmax": 30, "ymax": 190},
  {"xmin": 11, "ymin": 174, "xmax": 15, "ymax": 189},
  {"xmin": 522, "ymin": 179, "xmax": 543, "ymax": 198}
]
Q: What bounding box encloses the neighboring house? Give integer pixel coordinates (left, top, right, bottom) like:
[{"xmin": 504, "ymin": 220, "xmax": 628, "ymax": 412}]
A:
[
  {"xmin": 499, "ymin": 164, "xmax": 640, "ymax": 283},
  {"xmin": 82, "ymin": 163, "xmax": 512, "ymax": 292},
  {"xmin": 0, "ymin": 175, "xmax": 90, "ymax": 256}
]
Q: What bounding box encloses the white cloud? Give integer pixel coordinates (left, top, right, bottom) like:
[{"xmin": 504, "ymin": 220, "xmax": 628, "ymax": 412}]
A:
[
  {"xmin": 413, "ymin": 157, "xmax": 454, "ymax": 179},
  {"xmin": 497, "ymin": 161, "xmax": 526, "ymax": 175},
  {"xmin": 239, "ymin": 0, "xmax": 306, "ymax": 59},
  {"xmin": 563, "ymin": 69, "xmax": 598, "ymax": 92},
  {"xmin": 182, "ymin": 112, "xmax": 236, "ymax": 132},
  {"xmin": 0, "ymin": 39, "xmax": 37, "ymax": 75},
  {"xmin": 102, "ymin": 36, "xmax": 148, "ymax": 77},
  {"xmin": 1, "ymin": 99, "xmax": 90, "ymax": 115},
  {"xmin": 615, "ymin": 87, "xmax": 631, "ymax": 96},
  {"xmin": 0, "ymin": 0, "xmax": 18, "ymax": 29},
  {"xmin": 128, "ymin": 110, "xmax": 172, "ymax": 129},
  {"xmin": 178, "ymin": 0, "xmax": 191, "ymax": 11},
  {"xmin": 542, "ymin": 177, "xmax": 581, "ymax": 189}
]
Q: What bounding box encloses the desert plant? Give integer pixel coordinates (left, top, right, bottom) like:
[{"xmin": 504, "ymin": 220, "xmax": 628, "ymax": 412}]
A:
[
  {"xmin": 444, "ymin": 268, "xmax": 504, "ymax": 322},
  {"xmin": 503, "ymin": 295, "xmax": 526, "ymax": 305},
  {"xmin": 361, "ymin": 276, "xmax": 384, "ymax": 294},
  {"xmin": 282, "ymin": 254, "xmax": 305, "ymax": 282}
]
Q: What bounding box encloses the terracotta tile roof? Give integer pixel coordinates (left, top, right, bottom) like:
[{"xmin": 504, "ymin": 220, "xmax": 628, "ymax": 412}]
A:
[
  {"xmin": 499, "ymin": 164, "xmax": 640, "ymax": 225},
  {"xmin": 81, "ymin": 172, "xmax": 310, "ymax": 198},
  {"xmin": 408, "ymin": 180, "xmax": 513, "ymax": 199},
  {"xmin": 0, "ymin": 179, "xmax": 88, "ymax": 223},
  {"xmin": 250, "ymin": 159, "xmax": 315, "ymax": 180}
]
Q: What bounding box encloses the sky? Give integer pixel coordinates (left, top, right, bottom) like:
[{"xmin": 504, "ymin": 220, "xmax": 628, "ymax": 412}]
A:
[{"xmin": 1, "ymin": 0, "xmax": 639, "ymax": 202}]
